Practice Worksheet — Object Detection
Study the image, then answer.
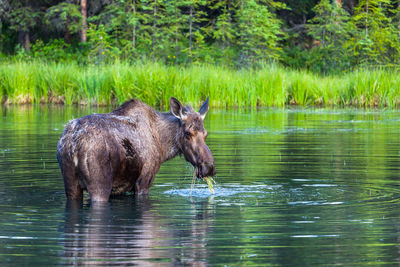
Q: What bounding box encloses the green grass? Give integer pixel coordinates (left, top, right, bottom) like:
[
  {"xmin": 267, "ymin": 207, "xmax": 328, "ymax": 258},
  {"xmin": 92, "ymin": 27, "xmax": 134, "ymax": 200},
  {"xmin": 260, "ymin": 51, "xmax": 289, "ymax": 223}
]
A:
[{"xmin": 1, "ymin": 60, "xmax": 400, "ymax": 108}]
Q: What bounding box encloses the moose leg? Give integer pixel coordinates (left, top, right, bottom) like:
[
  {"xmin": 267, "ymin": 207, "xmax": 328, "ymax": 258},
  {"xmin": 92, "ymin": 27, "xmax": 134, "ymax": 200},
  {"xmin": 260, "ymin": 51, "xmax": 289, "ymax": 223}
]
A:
[
  {"xmin": 134, "ymin": 172, "xmax": 156, "ymax": 195},
  {"xmin": 65, "ymin": 181, "xmax": 83, "ymax": 201},
  {"xmin": 134, "ymin": 162, "xmax": 160, "ymax": 195},
  {"xmin": 58, "ymin": 150, "xmax": 83, "ymax": 200},
  {"xmin": 81, "ymin": 153, "xmax": 113, "ymax": 202},
  {"xmin": 62, "ymin": 167, "xmax": 83, "ymax": 201},
  {"xmin": 86, "ymin": 172, "xmax": 113, "ymax": 202},
  {"xmin": 135, "ymin": 176, "xmax": 151, "ymax": 195}
]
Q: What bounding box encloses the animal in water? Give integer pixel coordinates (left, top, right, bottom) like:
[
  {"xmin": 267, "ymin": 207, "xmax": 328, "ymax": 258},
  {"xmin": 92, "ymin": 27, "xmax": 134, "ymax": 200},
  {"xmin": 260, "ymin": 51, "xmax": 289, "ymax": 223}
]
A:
[{"xmin": 57, "ymin": 97, "xmax": 216, "ymax": 202}]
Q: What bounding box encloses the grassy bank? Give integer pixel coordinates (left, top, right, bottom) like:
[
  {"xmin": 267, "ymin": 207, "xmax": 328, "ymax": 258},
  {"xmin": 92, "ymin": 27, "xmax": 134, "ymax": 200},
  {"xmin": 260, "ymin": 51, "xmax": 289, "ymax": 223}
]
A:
[{"xmin": 1, "ymin": 61, "xmax": 400, "ymax": 108}]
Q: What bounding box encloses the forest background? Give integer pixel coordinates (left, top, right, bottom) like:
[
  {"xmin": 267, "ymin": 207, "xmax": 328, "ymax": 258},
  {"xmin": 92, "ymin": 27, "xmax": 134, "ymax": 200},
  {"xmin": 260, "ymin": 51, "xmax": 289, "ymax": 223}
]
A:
[{"xmin": 1, "ymin": 0, "xmax": 400, "ymax": 107}]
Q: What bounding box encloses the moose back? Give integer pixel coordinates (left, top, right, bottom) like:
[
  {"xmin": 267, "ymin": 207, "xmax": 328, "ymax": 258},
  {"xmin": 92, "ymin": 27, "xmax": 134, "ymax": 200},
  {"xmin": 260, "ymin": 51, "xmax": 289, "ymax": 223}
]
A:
[{"xmin": 57, "ymin": 97, "xmax": 215, "ymax": 202}]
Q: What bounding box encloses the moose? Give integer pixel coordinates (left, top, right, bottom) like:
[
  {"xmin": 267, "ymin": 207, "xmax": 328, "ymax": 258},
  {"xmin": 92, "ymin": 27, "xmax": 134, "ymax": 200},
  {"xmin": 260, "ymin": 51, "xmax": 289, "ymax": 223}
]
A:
[{"xmin": 57, "ymin": 97, "xmax": 216, "ymax": 202}]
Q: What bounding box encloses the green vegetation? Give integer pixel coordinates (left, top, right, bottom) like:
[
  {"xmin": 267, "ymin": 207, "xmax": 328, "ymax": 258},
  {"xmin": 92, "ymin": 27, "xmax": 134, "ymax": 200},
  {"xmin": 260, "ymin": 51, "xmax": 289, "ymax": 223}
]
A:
[
  {"xmin": 1, "ymin": 1, "xmax": 400, "ymax": 107},
  {"xmin": 1, "ymin": 1, "xmax": 400, "ymax": 71},
  {"xmin": 1, "ymin": 61, "xmax": 400, "ymax": 108}
]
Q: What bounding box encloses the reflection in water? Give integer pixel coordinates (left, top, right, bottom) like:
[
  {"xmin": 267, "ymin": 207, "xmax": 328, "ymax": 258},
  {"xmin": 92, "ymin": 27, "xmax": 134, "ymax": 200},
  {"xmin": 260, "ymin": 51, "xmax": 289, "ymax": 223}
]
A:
[{"xmin": 61, "ymin": 197, "xmax": 215, "ymax": 266}]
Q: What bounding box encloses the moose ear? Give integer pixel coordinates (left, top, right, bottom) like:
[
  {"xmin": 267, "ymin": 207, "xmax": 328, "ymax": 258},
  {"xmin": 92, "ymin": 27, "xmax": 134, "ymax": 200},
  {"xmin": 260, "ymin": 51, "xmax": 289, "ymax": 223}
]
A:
[
  {"xmin": 170, "ymin": 97, "xmax": 187, "ymax": 120},
  {"xmin": 199, "ymin": 96, "xmax": 209, "ymax": 120}
]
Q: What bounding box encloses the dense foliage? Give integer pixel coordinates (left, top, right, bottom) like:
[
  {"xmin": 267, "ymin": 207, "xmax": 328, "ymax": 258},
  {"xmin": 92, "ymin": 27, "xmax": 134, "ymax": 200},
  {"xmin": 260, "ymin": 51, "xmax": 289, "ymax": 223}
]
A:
[
  {"xmin": 1, "ymin": 0, "xmax": 400, "ymax": 72},
  {"xmin": 2, "ymin": 61, "xmax": 400, "ymax": 108}
]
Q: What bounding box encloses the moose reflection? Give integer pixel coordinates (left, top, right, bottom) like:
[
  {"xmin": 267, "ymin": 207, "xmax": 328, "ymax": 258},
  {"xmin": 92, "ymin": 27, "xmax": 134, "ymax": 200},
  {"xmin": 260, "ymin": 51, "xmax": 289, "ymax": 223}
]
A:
[
  {"xmin": 61, "ymin": 197, "xmax": 216, "ymax": 266},
  {"xmin": 57, "ymin": 97, "xmax": 215, "ymax": 202}
]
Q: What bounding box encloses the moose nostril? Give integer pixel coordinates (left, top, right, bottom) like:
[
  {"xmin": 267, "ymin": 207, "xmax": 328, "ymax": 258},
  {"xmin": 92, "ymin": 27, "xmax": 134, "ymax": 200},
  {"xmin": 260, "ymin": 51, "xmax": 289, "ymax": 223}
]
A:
[
  {"xmin": 210, "ymin": 165, "xmax": 216, "ymax": 176},
  {"xmin": 201, "ymin": 162, "xmax": 215, "ymax": 177}
]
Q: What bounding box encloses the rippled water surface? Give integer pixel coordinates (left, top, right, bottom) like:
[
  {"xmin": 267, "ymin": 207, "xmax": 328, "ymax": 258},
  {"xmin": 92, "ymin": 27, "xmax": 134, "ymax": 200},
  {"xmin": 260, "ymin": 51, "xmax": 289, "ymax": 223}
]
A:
[{"xmin": 1, "ymin": 105, "xmax": 400, "ymax": 266}]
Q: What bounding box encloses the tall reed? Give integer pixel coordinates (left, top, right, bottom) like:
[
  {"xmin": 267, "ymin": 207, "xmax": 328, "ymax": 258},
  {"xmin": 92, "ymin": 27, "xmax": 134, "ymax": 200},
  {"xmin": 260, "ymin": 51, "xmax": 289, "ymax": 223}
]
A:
[{"xmin": 0, "ymin": 60, "xmax": 399, "ymax": 108}]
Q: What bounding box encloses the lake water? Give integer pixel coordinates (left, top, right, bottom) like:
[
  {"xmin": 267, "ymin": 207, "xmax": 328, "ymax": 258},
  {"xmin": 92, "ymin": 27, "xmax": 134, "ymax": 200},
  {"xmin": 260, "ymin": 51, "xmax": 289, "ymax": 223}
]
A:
[{"xmin": 1, "ymin": 105, "xmax": 400, "ymax": 266}]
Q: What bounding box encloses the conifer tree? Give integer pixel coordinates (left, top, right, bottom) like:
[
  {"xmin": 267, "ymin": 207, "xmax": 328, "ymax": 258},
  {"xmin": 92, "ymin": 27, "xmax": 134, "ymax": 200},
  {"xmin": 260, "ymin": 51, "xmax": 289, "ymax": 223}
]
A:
[
  {"xmin": 150, "ymin": 0, "xmax": 160, "ymax": 61},
  {"xmin": 180, "ymin": 0, "xmax": 207, "ymax": 64},
  {"xmin": 163, "ymin": 0, "xmax": 186, "ymax": 61},
  {"xmin": 307, "ymin": 0, "xmax": 352, "ymax": 72},
  {"xmin": 386, "ymin": 1, "xmax": 400, "ymax": 64},
  {"xmin": 91, "ymin": 0, "xmax": 152, "ymax": 59},
  {"xmin": 45, "ymin": 2, "xmax": 82, "ymax": 43},
  {"xmin": 352, "ymin": 0, "xmax": 394, "ymax": 64},
  {"xmin": 208, "ymin": 0, "xmax": 237, "ymax": 64},
  {"xmin": 9, "ymin": 4, "xmax": 41, "ymax": 51},
  {"xmin": 237, "ymin": 0, "xmax": 284, "ymax": 65}
]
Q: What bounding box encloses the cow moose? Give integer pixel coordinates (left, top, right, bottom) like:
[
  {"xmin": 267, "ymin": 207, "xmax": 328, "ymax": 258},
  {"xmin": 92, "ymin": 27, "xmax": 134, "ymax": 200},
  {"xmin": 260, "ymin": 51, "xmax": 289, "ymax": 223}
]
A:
[{"xmin": 57, "ymin": 97, "xmax": 216, "ymax": 202}]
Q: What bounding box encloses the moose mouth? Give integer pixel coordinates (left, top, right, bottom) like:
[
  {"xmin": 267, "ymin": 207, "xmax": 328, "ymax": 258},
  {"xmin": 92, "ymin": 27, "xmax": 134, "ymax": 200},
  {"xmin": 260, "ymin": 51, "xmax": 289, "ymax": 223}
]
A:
[
  {"xmin": 192, "ymin": 166, "xmax": 216, "ymax": 194},
  {"xmin": 194, "ymin": 166, "xmax": 208, "ymax": 180},
  {"xmin": 194, "ymin": 164, "xmax": 216, "ymax": 179}
]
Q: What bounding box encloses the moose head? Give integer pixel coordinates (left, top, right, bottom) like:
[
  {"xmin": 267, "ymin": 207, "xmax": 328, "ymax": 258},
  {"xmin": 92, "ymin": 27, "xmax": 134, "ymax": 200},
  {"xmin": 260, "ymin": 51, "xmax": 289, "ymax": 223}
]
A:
[{"xmin": 170, "ymin": 97, "xmax": 216, "ymax": 179}]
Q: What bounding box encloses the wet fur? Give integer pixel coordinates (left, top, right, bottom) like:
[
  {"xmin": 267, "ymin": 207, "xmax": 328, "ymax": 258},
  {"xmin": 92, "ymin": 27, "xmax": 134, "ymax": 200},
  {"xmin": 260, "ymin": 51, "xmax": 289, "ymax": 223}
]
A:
[{"xmin": 57, "ymin": 99, "xmax": 185, "ymax": 202}]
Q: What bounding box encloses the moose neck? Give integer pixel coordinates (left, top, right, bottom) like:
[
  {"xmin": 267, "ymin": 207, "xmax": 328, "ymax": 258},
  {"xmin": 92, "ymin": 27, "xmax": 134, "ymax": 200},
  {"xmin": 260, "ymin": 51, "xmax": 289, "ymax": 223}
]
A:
[{"xmin": 156, "ymin": 112, "xmax": 183, "ymax": 163}]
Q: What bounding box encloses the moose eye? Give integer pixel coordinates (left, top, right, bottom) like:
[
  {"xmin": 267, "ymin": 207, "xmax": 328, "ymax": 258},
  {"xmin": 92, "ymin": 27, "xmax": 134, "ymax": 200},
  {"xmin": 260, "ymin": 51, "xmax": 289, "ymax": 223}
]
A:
[{"xmin": 184, "ymin": 131, "xmax": 191, "ymax": 139}]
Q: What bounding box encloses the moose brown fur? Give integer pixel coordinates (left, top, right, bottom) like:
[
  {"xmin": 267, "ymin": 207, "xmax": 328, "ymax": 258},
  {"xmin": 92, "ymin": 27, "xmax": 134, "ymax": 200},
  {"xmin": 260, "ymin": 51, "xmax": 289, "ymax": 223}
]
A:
[{"xmin": 57, "ymin": 97, "xmax": 215, "ymax": 202}]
